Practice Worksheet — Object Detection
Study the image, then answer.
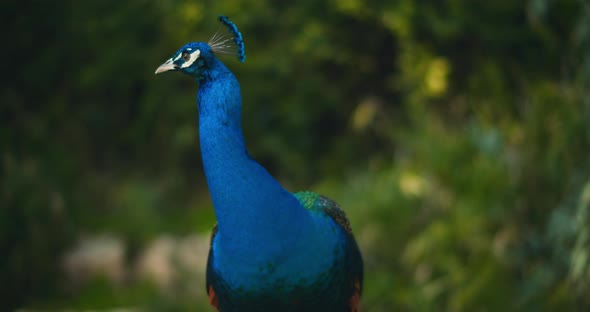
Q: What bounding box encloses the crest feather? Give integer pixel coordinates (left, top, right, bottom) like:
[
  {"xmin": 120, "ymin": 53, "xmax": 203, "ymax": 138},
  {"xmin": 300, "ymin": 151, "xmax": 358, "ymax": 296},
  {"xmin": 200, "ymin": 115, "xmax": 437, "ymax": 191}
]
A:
[{"xmin": 209, "ymin": 16, "xmax": 246, "ymax": 63}]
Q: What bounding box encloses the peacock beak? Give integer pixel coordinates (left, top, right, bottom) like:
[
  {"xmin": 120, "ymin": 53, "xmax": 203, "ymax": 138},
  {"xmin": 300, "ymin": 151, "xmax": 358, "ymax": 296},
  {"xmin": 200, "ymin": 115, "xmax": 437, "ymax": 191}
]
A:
[{"xmin": 155, "ymin": 58, "xmax": 177, "ymax": 74}]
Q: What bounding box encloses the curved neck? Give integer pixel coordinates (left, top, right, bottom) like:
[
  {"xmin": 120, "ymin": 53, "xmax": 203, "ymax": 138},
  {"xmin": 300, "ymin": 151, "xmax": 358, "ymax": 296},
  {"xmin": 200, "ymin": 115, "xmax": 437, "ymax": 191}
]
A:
[{"xmin": 197, "ymin": 60, "xmax": 313, "ymax": 260}]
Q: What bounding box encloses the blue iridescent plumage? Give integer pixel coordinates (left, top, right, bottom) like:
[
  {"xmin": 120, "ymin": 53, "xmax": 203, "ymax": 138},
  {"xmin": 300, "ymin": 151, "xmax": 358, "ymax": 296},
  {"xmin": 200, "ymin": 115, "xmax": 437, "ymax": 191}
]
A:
[{"xmin": 156, "ymin": 16, "xmax": 362, "ymax": 312}]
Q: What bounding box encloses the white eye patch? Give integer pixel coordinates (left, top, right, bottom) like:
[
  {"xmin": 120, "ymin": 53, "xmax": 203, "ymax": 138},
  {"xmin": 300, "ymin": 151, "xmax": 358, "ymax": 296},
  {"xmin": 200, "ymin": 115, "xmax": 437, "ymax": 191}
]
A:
[{"xmin": 181, "ymin": 49, "xmax": 201, "ymax": 68}]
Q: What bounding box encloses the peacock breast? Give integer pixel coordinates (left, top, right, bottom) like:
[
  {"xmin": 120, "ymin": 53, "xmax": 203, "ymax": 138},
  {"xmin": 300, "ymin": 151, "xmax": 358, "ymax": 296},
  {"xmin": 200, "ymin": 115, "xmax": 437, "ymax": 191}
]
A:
[{"xmin": 209, "ymin": 215, "xmax": 353, "ymax": 311}]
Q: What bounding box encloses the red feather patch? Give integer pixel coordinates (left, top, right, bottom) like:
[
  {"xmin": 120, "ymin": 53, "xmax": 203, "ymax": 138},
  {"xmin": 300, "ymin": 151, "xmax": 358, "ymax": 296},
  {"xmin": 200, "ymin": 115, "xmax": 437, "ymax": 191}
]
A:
[
  {"xmin": 209, "ymin": 285, "xmax": 219, "ymax": 311},
  {"xmin": 349, "ymin": 279, "xmax": 361, "ymax": 312}
]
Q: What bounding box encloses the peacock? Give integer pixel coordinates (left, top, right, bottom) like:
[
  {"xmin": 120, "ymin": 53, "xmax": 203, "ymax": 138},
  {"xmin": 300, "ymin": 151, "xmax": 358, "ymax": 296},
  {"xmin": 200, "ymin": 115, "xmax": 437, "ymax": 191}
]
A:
[{"xmin": 155, "ymin": 16, "xmax": 363, "ymax": 312}]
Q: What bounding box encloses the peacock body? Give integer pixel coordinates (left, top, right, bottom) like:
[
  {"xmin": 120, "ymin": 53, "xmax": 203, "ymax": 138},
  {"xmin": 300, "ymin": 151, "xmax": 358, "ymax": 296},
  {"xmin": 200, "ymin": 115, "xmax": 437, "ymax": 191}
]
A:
[{"xmin": 156, "ymin": 16, "xmax": 363, "ymax": 312}]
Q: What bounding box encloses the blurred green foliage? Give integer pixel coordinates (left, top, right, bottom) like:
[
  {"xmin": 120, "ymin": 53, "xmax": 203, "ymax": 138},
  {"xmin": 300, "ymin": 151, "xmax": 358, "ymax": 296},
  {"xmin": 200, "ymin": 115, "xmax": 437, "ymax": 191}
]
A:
[{"xmin": 2, "ymin": 0, "xmax": 590, "ymax": 310}]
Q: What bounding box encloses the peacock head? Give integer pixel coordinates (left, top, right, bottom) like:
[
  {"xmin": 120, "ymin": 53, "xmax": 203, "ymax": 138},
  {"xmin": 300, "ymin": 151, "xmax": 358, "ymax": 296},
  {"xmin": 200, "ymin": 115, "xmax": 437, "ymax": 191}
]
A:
[{"xmin": 155, "ymin": 16, "xmax": 246, "ymax": 79}]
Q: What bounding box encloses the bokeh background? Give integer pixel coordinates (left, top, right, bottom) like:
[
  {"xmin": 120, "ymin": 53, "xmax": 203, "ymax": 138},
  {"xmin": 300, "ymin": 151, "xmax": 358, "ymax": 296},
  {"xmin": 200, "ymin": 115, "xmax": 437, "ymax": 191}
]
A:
[{"xmin": 3, "ymin": 0, "xmax": 590, "ymax": 311}]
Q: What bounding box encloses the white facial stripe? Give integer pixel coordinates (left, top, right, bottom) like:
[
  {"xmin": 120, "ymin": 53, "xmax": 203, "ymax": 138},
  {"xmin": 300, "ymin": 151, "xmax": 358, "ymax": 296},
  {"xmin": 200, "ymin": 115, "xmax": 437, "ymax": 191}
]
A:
[
  {"xmin": 173, "ymin": 53, "xmax": 183, "ymax": 62},
  {"xmin": 181, "ymin": 49, "xmax": 201, "ymax": 68}
]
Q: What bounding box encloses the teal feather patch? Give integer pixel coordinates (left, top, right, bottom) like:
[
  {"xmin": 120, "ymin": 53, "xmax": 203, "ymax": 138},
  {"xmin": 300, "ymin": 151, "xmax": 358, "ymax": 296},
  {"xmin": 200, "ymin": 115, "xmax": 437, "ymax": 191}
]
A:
[
  {"xmin": 293, "ymin": 191, "xmax": 320, "ymax": 210},
  {"xmin": 294, "ymin": 191, "xmax": 363, "ymax": 296},
  {"xmin": 293, "ymin": 191, "xmax": 353, "ymax": 235}
]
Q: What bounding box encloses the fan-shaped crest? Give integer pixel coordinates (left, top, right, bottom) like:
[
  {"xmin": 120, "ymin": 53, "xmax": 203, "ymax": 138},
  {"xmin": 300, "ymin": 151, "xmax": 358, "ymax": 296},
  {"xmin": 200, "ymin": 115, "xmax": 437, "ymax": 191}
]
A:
[{"xmin": 209, "ymin": 16, "xmax": 246, "ymax": 63}]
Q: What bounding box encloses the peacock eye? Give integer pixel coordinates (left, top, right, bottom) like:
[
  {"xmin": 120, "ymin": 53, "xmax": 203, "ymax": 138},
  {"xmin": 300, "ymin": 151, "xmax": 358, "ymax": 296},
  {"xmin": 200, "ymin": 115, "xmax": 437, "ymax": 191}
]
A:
[{"xmin": 182, "ymin": 52, "xmax": 190, "ymax": 62}]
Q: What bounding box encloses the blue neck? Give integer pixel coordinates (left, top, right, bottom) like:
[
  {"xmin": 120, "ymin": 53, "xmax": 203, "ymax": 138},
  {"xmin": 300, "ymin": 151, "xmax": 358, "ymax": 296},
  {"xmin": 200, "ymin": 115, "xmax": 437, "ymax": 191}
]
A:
[{"xmin": 197, "ymin": 59, "xmax": 315, "ymax": 262}]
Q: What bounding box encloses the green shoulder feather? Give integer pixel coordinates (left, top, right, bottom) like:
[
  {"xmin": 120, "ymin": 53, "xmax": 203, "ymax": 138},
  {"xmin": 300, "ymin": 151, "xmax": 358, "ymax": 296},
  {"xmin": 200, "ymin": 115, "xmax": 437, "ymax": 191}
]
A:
[
  {"xmin": 293, "ymin": 191, "xmax": 353, "ymax": 235},
  {"xmin": 293, "ymin": 191, "xmax": 363, "ymax": 297}
]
